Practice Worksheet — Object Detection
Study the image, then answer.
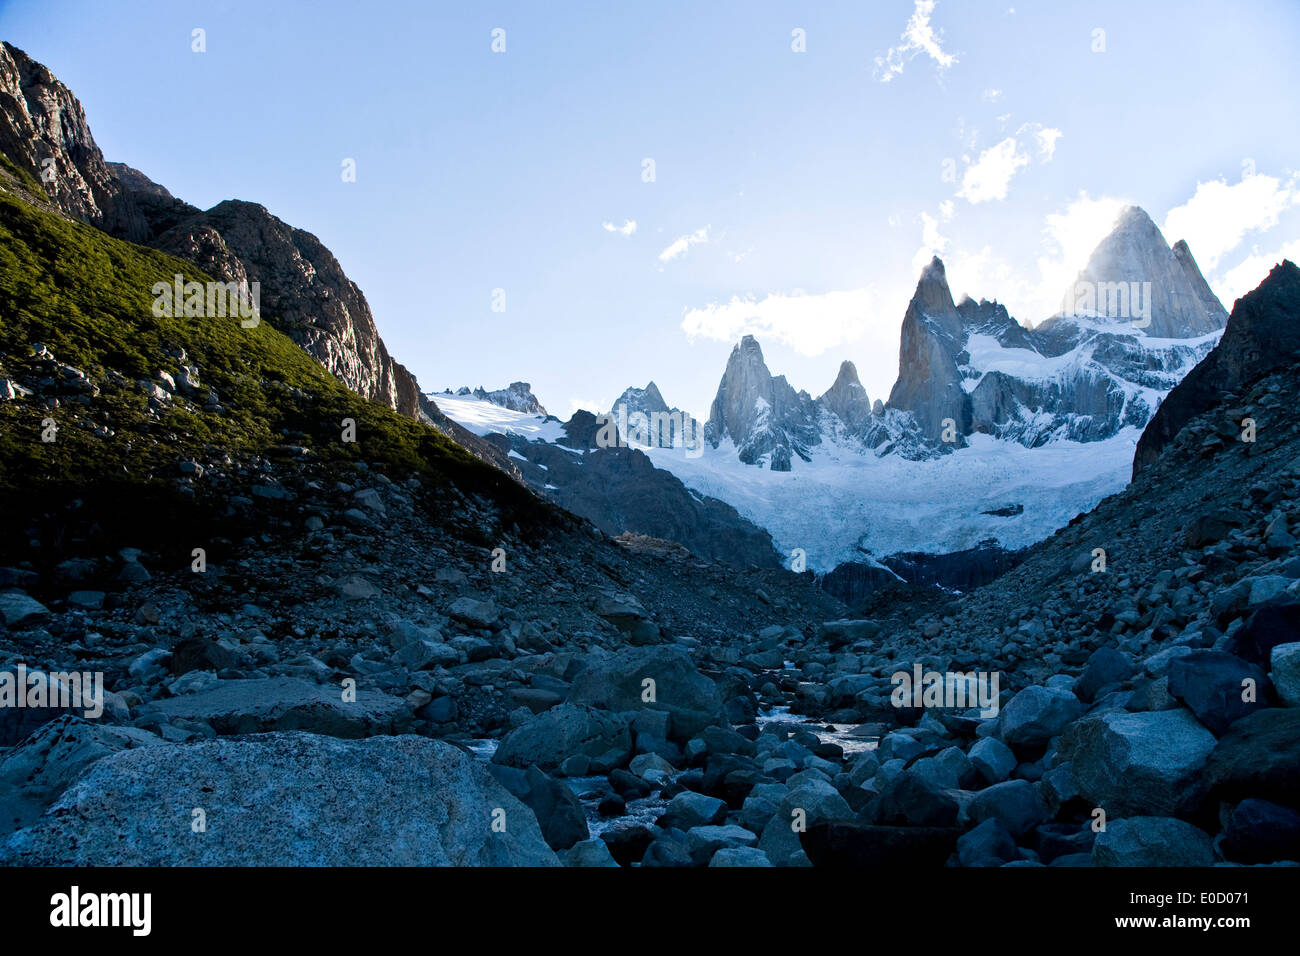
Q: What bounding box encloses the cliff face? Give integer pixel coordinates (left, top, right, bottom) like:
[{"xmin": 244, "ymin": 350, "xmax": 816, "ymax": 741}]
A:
[
  {"xmin": 0, "ymin": 42, "xmax": 523, "ymax": 472},
  {"xmin": 703, "ymin": 335, "xmax": 820, "ymax": 470},
  {"xmin": 887, "ymin": 257, "xmax": 972, "ymax": 442},
  {"xmin": 0, "ymin": 42, "xmax": 128, "ymax": 234}
]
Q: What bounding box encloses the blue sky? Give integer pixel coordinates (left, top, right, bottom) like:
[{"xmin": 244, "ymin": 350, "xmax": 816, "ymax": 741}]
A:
[{"xmin": 3, "ymin": 0, "xmax": 1298, "ymax": 419}]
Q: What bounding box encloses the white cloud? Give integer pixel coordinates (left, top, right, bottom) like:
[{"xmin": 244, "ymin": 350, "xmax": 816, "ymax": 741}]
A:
[
  {"xmin": 1030, "ymin": 125, "xmax": 1062, "ymax": 160},
  {"xmin": 875, "ymin": 0, "xmax": 957, "ymax": 83},
  {"xmin": 938, "ymin": 199, "xmax": 955, "ymax": 221},
  {"xmin": 1163, "ymin": 172, "xmax": 1299, "ymax": 271},
  {"xmin": 912, "ymin": 211, "xmax": 949, "ymax": 275},
  {"xmin": 658, "ymin": 225, "xmax": 710, "ymax": 263},
  {"xmin": 982, "ymin": 89, "xmax": 1002, "ymax": 102},
  {"xmin": 1214, "ymin": 239, "xmax": 1300, "ymax": 307},
  {"xmin": 602, "ymin": 219, "xmax": 637, "ymax": 236},
  {"xmin": 681, "ymin": 287, "xmax": 879, "ymax": 357},
  {"xmin": 914, "ymin": 193, "xmax": 1130, "ymax": 324},
  {"xmin": 956, "ymin": 137, "xmax": 1031, "ymax": 203},
  {"xmin": 953, "ymin": 123, "xmax": 1060, "ymax": 205},
  {"xmin": 1031, "ymin": 193, "xmax": 1133, "ymax": 319},
  {"xmin": 568, "ymin": 396, "xmax": 609, "ymax": 416}
]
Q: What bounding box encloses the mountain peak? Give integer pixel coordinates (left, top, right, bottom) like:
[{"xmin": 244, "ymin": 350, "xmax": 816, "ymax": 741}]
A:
[
  {"xmin": 819, "ymin": 360, "xmax": 872, "ymax": 435},
  {"xmin": 1065, "ymin": 204, "xmax": 1228, "ymax": 337},
  {"xmin": 473, "ymin": 382, "xmax": 547, "ymax": 415}
]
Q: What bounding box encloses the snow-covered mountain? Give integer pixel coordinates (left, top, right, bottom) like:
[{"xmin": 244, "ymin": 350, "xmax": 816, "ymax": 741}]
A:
[
  {"xmin": 435, "ymin": 381, "xmax": 548, "ymax": 415},
  {"xmin": 424, "ymin": 391, "xmax": 782, "ymax": 567},
  {"xmin": 432, "ymin": 205, "xmax": 1230, "ymax": 574},
  {"xmin": 703, "ymin": 207, "xmax": 1226, "ymax": 467}
]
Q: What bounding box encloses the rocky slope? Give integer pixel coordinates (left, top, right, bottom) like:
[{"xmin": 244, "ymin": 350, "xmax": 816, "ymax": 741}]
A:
[
  {"xmin": 1134, "ymin": 260, "xmax": 1300, "ymax": 476},
  {"xmin": 5, "ymin": 250, "xmax": 1298, "ymax": 866},
  {"xmin": 429, "ymin": 393, "xmax": 783, "ymax": 568}
]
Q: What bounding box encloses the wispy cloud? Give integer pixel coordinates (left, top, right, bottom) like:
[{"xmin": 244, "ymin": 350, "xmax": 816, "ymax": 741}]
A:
[
  {"xmin": 602, "ymin": 219, "xmax": 637, "ymax": 236},
  {"xmin": 875, "ymin": 0, "xmax": 958, "ymax": 83},
  {"xmin": 681, "ymin": 287, "xmax": 876, "ymax": 357},
  {"xmin": 955, "ymin": 123, "xmax": 1061, "ymax": 204},
  {"xmin": 658, "ymin": 225, "xmax": 710, "ymax": 263},
  {"xmin": 956, "ymin": 137, "xmax": 1031, "ymax": 204},
  {"xmin": 1163, "ymin": 171, "xmax": 1299, "ymax": 271}
]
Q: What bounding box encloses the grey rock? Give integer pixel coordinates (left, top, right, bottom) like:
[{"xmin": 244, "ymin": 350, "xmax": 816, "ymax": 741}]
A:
[
  {"xmin": 968, "ymin": 737, "xmax": 1016, "ymax": 785},
  {"xmin": 1270, "ymin": 642, "xmax": 1300, "ymax": 707},
  {"xmin": 492, "ymin": 703, "xmax": 631, "ymax": 772},
  {"xmin": 0, "ymin": 733, "xmax": 558, "ymax": 865},
  {"xmin": 0, "ymin": 591, "xmax": 49, "ymax": 629},
  {"xmin": 448, "ymin": 597, "xmax": 499, "ymax": 629},
  {"xmin": 1092, "ymin": 816, "xmax": 1216, "ymax": 867},
  {"xmin": 567, "ymin": 646, "xmax": 724, "ymax": 741},
  {"xmin": 142, "ymin": 677, "xmax": 412, "ymax": 738},
  {"xmin": 1059, "ymin": 709, "xmax": 1216, "ymax": 816},
  {"xmin": 999, "ymin": 685, "xmax": 1084, "ymax": 750}
]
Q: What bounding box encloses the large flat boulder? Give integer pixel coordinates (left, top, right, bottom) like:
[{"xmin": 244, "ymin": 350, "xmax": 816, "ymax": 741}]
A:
[
  {"xmin": 0, "ymin": 733, "xmax": 558, "ymax": 865},
  {"xmin": 141, "ymin": 677, "xmax": 411, "ymax": 738}
]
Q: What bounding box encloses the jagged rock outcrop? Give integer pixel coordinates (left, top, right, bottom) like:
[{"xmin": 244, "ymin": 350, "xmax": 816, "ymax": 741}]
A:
[
  {"xmin": 883, "ymin": 209, "xmax": 1227, "ymax": 451},
  {"xmin": 613, "ymin": 381, "xmax": 670, "ymax": 418},
  {"xmin": 887, "ymin": 257, "xmax": 973, "ymax": 442},
  {"xmin": 1134, "ymin": 260, "xmax": 1300, "ymax": 476},
  {"xmin": 818, "ymin": 361, "xmax": 873, "ymax": 437},
  {"xmin": 473, "ymin": 382, "xmax": 547, "ymax": 415},
  {"xmin": 703, "ymin": 336, "xmax": 821, "ymax": 470},
  {"xmin": 0, "ymin": 42, "xmax": 140, "ymax": 237},
  {"xmin": 1054, "ymin": 205, "xmax": 1227, "ymax": 338}
]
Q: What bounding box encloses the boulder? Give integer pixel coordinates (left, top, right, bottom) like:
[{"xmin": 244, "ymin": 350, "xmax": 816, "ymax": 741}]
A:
[
  {"xmin": 1059, "ymin": 709, "xmax": 1216, "ymax": 816},
  {"xmin": 567, "ymin": 646, "xmax": 725, "ymax": 741},
  {"xmin": 1219, "ymin": 798, "xmax": 1300, "ymax": 864},
  {"xmin": 488, "ymin": 764, "xmax": 589, "ymax": 851},
  {"xmin": 956, "ymin": 817, "xmax": 1019, "ymax": 867},
  {"xmin": 1270, "ymin": 642, "xmax": 1300, "ymax": 707},
  {"xmin": 709, "ymin": 846, "xmax": 773, "ymax": 867},
  {"xmin": 966, "ymin": 779, "xmax": 1049, "ymax": 838},
  {"xmin": 1073, "ymin": 647, "xmax": 1135, "ymax": 702},
  {"xmin": 563, "ymin": 839, "xmax": 620, "ymax": 867},
  {"xmin": 0, "ymin": 733, "xmax": 558, "ymax": 865},
  {"xmin": 1092, "ymin": 817, "xmax": 1216, "ymax": 867},
  {"xmin": 1166, "ymin": 650, "xmax": 1268, "ymax": 734},
  {"xmin": 998, "ymin": 686, "xmax": 1083, "ymax": 751},
  {"xmin": 0, "ymin": 591, "xmax": 49, "ymax": 629},
  {"xmin": 141, "ymin": 677, "xmax": 411, "ymax": 738},
  {"xmin": 1228, "ymin": 603, "xmax": 1300, "ymax": 667},
  {"xmin": 0, "ymin": 716, "xmax": 163, "ymax": 836},
  {"xmin": 658, "ymin": 791, "xmax": 727, "ymax": 830},
  {"xmin": 448, "ymin": 597, "xmax": 499, "ymax": 629},
  {"xmin": 968, "ymin": 737, "xmax": 1016, "ymax": 785},
  {"xmin": 492, "ymin": 703, "xmax": 631, "ymax": 772},
  {"xmin": 1205, "ymin": 707, "xmax": 1300, "ymax": 804},
  {"xmin": 872, "ymin": 769, "xmax": 960, "ymax": 828}
]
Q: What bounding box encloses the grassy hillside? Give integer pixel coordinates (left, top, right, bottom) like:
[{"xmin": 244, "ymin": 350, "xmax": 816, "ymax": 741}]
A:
[{"xmin": 0, "ymin": 190, "xmax": 551, "ymax": 557}]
